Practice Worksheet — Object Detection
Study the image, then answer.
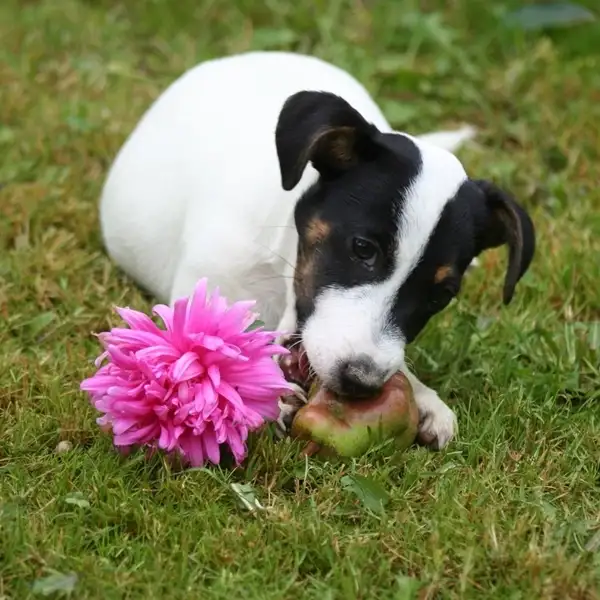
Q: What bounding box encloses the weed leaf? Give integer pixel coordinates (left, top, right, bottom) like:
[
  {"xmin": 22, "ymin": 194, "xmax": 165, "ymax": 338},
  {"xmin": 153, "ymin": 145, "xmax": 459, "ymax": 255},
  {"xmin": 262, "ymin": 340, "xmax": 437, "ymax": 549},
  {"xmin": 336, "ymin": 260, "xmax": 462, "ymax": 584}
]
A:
[
  {"xmin": 26, "ymin": 312, "xmax": 56, "ymax": 338},
  {"xmin": 341, "ymin": 474, "xmax": 389, "ymax": 515},
  {"xmin": 245, "ymin": 320, "xmax": 265, "ymax": 332}
]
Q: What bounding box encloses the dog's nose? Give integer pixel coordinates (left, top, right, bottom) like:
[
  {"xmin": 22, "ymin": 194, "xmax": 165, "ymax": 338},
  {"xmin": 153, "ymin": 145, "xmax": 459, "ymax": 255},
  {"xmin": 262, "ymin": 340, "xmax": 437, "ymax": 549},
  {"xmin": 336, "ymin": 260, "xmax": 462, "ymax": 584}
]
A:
[{"xmin": 336, "ymin": 355, "xmax": 386, "ymax": 398}]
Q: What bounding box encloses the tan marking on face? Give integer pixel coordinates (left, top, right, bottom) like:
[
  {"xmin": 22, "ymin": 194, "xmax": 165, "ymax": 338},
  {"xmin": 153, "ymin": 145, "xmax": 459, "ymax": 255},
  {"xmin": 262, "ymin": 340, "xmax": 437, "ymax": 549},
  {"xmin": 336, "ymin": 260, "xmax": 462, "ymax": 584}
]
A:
[
  {"xmin": 305, "ymin": 217, "xmax": 331, "ymax": 246},
  {"xmin": 434, "ymin": 265, "xmax": 453, "ymax": 283},
  {"xmin": 294, "ymin": 247, "xmax": 315, "ymax": 300}
]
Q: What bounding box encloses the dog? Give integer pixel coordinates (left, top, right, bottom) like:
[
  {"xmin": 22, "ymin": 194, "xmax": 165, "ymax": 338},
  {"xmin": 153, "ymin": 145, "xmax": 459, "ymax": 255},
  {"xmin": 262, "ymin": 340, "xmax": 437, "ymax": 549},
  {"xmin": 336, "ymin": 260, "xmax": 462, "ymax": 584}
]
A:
[{"xmin": 99, "ymin": 51, "xmax": 535, "ymax": 450}]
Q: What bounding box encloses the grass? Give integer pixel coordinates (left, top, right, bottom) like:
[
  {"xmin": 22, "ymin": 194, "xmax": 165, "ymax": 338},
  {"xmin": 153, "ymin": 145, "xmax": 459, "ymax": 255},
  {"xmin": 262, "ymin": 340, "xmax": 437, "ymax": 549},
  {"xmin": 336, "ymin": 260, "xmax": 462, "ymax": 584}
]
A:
[{"xmin": 1, "ymin": 0, "xmax": 600, "ymax": 597}]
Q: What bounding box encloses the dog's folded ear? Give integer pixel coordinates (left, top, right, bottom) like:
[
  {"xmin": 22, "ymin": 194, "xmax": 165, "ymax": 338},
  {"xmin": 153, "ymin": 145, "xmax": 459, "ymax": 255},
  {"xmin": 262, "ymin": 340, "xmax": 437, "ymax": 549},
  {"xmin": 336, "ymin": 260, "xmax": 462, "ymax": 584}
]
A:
[
  {"xmin": 474, "ymin": 180, "xmax": 536, "ymax": 305},
  {"xmin": 275, "ymin": 91, "xmax": 381, "ymax": 191}
]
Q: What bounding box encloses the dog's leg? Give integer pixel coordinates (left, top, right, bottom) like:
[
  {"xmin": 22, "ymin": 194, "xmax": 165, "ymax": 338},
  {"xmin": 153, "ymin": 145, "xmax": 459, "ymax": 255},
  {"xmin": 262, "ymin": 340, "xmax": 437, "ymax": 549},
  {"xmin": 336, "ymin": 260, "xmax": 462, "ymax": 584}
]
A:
[
  {"xmin": 274, "ymin": 297, "xmax": 311, "ymax": 437},
  {"xmin": 275, "ymin": 388, "xmax": 307, "ymax": 437},
  {"xmin": 402, "ymin": 365, "xmax": 457, "ymax": 450}
]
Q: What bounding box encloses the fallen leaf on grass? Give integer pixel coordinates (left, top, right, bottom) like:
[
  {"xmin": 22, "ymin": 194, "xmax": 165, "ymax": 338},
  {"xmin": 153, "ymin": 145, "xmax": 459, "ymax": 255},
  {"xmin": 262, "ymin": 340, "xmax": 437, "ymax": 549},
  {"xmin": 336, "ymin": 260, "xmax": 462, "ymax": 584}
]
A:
[
  {"xmin": 64, "ymin": 492, "xmax": 90, "ymax": 509},
  {"xmin": 341, "ymin": 474, "xmax": 389, "ymax": 515},
  {"xmin": 504, "ymin": 3, "xmax": 596, "ymax": 31},
  {"xmin": 584, "ymin": 530, "xmax": 600, "ymax": 552},
  {"xmin": 32, "ymin": 571, "xmax": 77, "ymax": 596},
  {"xmin": 230, "ymin": 483, "xmax": 264, "ymax": 512}
]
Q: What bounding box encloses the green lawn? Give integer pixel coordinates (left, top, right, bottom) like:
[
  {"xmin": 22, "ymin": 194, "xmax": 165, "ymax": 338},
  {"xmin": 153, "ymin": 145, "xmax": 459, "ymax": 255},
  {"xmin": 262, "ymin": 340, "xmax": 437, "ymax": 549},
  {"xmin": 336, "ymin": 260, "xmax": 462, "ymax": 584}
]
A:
[{"xmin": 1, "ymin": 1, "xmax": 599, "ymax": 598}]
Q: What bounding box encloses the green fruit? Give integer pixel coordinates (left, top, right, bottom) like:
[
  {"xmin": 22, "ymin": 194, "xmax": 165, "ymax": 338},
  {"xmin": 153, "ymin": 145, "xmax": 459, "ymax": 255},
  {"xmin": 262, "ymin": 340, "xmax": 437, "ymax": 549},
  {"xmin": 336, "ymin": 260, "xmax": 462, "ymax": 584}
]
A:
[{"xmin": 291, "ymin": 372, "xmax": 419, "ymax": 457}]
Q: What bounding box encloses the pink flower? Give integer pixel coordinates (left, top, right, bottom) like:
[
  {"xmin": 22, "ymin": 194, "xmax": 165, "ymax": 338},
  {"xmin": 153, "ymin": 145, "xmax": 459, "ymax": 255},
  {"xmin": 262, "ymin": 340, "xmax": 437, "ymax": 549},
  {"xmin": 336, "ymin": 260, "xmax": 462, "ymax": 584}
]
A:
[{"xmin": 80, "ymin": 279, "xmax": 292, "ymax": 467}]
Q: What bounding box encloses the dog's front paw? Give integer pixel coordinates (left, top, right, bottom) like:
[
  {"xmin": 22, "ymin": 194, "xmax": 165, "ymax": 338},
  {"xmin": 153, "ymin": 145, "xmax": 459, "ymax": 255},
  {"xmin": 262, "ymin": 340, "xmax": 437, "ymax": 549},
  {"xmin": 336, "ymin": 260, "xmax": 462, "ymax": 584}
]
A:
[
  {"xmin": 415, "ymin": 392, "xmax": 457, "ymax": 450},
  {"xmin": 273, "ymin": 333, "xmax": 313, "ymax": 439},
  {"xmin": 275, "ymin": 383, "xmax": 308, "ymax": 438}
]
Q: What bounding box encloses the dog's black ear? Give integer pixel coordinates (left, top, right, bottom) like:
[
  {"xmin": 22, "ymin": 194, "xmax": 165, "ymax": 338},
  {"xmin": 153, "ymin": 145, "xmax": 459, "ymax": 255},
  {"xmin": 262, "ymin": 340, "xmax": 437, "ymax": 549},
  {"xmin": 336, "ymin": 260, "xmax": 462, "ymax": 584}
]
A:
[
  {"xmin": 275, "ymin": 91, "xmax": 380, "ymax": 191},
  {"xmin": 474, "ymin": 180, "xmax": 535, "ymax": 305}
]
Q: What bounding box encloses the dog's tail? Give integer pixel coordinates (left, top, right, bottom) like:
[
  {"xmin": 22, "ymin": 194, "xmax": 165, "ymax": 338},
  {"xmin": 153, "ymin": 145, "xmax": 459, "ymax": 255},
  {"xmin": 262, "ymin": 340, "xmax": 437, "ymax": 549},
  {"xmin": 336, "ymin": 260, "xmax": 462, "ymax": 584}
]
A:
[{"xmin": 416, "ymin": 125, "xmax": 477, "ymax": 153}]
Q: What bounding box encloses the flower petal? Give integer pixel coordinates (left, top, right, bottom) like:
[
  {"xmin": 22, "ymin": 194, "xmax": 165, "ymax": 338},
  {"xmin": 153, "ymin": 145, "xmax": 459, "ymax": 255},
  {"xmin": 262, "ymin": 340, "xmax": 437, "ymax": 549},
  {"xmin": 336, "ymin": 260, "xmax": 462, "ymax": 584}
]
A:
[
  {"xmin": 171, "ymin": 351, "xmax": 204, "ymax": 382},
  {"xmin": 217, "ymin": 380, "xmax": 244, "ymax": 411},
  {"xmin": 185, "ymin": 278, "xmax": 208, "ymax": 333},
  {"xmin": 115, "ymin": 307, "xmax": 164, "ymax": 334},
  {"xmin": 224, "ymin": 425, "xmax": 246, "ymax": 464},
  {"xmin": 178, "ymin": 432, "xmax": 205, "ymax": 467},
  {"xmin": 207, "ymin": 364, "xmax": 220, "ymax": 389},
  {"xmin": 114, "ymin": 421, "xmax": 159, "ymax": 446},
  {"xmin": 152, "ymin": 304, "xmax": 174, "ymax": 333},
  {"xmin": 201, "ymin": 427, "xmax": 221, "ymax": 465}
]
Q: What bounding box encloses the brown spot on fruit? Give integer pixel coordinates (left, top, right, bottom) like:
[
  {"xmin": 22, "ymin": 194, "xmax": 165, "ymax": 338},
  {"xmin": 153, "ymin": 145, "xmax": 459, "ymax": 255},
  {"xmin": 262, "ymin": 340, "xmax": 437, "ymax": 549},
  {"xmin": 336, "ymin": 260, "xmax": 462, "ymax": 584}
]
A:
[{"xmin": 434, "ymin": 265, "xmax": 453, "ymax": 283}]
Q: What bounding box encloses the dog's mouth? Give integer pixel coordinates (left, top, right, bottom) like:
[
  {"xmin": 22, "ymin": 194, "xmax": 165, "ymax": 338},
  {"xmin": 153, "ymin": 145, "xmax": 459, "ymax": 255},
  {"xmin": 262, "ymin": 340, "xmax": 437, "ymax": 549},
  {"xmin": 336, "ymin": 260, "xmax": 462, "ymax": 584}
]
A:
[
  {"xmin": 279, "ymin": 336, "xmax": 314, "ymax": 390},
  {"xmin": 279, "ymin": 337, "xmax": 379, "ymax": 400}
]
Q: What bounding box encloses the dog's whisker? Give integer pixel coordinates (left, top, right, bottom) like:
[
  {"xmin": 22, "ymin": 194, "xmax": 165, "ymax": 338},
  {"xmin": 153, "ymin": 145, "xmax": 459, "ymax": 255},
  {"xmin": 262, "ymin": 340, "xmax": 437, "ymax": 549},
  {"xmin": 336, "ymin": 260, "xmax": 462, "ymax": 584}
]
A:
[
  {"xmin": 248, "ymin": 275, "xmax": 295, "ymax": 285},
  {"xmin": 259, "ymin": 225, "xmax": 295, "ymax": 230},
  {"xmin": 284, "ymin": 337, "xmax": 304, "ymax": 352},
  {"xmin": 253, "ymin": 242, "xmax": 296, "ymax": 271},
  {"xmin": 288, "ymin": 340, "xmax": 303, "ymax": 352}
]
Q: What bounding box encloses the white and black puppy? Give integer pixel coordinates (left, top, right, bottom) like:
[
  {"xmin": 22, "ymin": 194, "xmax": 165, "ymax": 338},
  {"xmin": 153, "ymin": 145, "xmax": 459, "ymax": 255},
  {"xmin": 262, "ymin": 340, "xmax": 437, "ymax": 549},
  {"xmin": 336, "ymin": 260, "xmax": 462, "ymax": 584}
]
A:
[{"xmin": 100, "ymin": 51, "xmax": 535, "ymax": 450}]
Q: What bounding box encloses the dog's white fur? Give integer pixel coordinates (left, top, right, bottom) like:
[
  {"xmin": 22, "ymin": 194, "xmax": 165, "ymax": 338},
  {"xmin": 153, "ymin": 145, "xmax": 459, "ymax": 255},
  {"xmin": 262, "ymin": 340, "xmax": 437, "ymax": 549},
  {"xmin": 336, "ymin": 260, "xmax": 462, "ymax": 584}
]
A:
[{"xmin": 100, "ymin": 51, "xmax": 475, "ymax": 449}]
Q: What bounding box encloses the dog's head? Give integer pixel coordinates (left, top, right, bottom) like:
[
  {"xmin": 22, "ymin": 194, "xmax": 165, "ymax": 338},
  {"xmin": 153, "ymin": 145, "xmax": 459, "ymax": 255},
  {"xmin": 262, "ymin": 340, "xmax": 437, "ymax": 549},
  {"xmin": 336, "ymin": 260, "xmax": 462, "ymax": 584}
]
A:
[{"xmin": 275, "ymin": 91, "xmax": 535, "ymax": 397}]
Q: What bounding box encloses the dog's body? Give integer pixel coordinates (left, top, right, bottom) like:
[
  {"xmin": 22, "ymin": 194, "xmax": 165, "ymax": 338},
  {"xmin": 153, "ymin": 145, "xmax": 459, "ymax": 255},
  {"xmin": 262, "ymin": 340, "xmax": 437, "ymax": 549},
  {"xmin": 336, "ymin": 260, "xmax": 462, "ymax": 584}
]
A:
[{"xmin": 100, "ymin": 51, "xmax": 534, "ymax": 449}]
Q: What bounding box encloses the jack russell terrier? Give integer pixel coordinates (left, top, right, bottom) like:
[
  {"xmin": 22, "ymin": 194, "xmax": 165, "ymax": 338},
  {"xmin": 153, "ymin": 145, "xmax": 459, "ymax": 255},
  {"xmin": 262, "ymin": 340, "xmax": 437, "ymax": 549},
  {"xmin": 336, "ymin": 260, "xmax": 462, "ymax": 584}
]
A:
[{"xmin": 99, "ymin": 51, "xmax": 535, "ymax": 450}]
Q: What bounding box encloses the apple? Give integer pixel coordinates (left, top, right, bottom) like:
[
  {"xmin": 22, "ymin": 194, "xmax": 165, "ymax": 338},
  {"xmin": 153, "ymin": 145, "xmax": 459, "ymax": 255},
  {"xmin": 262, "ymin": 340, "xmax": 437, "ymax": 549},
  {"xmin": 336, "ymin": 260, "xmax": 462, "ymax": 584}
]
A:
[{"xmin": 291, "ymin": 372, "xmax": 419, "ymax": 458}]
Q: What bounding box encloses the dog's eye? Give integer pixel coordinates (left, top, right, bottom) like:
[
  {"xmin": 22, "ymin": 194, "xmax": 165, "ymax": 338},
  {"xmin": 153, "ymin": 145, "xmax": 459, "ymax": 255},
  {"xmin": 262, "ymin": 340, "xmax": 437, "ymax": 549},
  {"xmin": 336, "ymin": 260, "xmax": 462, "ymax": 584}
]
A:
[{"xmin": 351, "ymin": 237, "xmax": 378, "ymax": 266}]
